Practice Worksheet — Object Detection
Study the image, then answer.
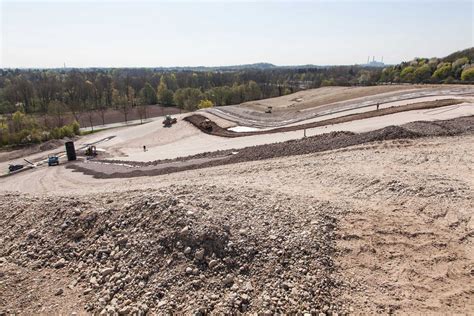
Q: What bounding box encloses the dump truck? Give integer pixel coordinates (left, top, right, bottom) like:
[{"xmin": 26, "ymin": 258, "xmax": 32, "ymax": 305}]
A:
[
  {"xmin": 265, "ymin": 106, "xmax": 273, "ymax": 114},
  {"xmin": 163, "ymin": 115, "xmax": 177, "ymax": 127}
]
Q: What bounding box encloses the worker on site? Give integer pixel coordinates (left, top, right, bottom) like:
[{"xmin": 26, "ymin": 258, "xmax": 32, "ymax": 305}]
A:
[
  {"xmin": 376, "ymin": 102, "xmax": 380, "ymax": 110},
  {"xmin": 143, "ymin": 145, "xmax": 147, "ymax": 152}
]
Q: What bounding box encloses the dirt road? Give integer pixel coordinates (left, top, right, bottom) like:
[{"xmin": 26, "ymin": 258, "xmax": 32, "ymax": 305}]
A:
[{"xmin": 211, "ymin": 85, "xmax": 473, "ymax": 127}]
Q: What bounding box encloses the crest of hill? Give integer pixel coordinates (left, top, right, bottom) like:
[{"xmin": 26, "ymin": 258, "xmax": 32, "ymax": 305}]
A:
[{"xmin": 441, "ymin": 47, "xmax": 474, "ymax": 63}]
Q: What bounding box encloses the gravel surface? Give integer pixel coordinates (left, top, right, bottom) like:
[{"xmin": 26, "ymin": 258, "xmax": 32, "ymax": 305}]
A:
[{"xmin": 0, "ymin": 186, "xmax": 344, "ymax": 315}]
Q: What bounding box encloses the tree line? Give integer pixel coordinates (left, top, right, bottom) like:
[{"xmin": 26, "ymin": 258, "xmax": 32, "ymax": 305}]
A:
[
  {"xmin": 0, "ymin": 47, "xmax": 473, "ymax": 147},
  {"xmin": 379, "ymin": 56, "xmax": 474, "ymax": 84},
  {"xmin": 0, "ymin": 66, "xmax": 383, "ymax": 117}
]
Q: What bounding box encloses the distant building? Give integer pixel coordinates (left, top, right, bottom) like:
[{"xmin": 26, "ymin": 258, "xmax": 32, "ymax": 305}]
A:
[{"xmin": 365, "ymin": 56, "xmax": 385, "ymax": 68}]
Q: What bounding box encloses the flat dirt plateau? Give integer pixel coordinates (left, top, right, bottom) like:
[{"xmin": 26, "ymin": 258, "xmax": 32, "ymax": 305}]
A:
[{"xmin": 1, "ymin": 133, "xmax": 474, "ymax": 314}]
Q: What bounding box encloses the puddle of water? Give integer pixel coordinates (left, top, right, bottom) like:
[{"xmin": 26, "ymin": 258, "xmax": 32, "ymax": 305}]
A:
[{"xmin": 228, "ymin": 126, "xmax": 261, "ymax": 132}]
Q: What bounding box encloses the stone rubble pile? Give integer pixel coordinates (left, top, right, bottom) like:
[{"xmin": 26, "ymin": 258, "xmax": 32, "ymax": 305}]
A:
[{"xmin": 1, "ymin": 185, "xmax": 347, "ymax": 314}]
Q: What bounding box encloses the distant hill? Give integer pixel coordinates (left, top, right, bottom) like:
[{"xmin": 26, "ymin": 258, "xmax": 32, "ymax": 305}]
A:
[
  {"xmin": 151, "ymin": 63, "xmax": 328, "ymax": 72},
  {"xmin": 441, "ymin": 47, "xmax": 474, "ymax": 63},
  {"xmin": 153, "ymin": 62, "xmax": 278, "ymax": 72}
]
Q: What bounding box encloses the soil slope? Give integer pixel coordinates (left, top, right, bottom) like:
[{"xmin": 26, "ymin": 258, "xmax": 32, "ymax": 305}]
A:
[{"xmin": 1, "ymin": 126, "xmax": 473, "ymax": 314}]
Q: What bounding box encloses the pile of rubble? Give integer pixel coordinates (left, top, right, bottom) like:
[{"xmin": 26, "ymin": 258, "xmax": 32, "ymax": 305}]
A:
[{"xmin": 0, "ymin": 185, "xmax": 346, "ymax": 314}]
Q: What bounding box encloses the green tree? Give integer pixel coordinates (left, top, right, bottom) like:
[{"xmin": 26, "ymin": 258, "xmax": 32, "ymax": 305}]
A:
[
  {"xmin": 461, "ymin": 67, "xmax": 474, "ymax": 81},
  {"xmin": 12, "ymin": 111, "xmax": 26, "ymax": 132},
  {"xmin": 157, "ymin": 81, "xmax": 174, "ymax": 105},
  {"xmin": 173, "ymin": 88, "xmax": 203, "ymax": 111},
  {"xmin": 400, "ymin": 66, "xmax": 415, "ymax": 82},
  {"xmin": 140, "ymin": 83, "xmax": 157, "ymax": 105},
  {"xmin": 452, "ymin": 57, "xmax": 469, "ymax": 69},
  {"xmin": 198, "ymin": 99, "xmax": 214, "ymax": 109},
  {"xmin": 244, "ymin": 81, "xmax": 262, "ymax": 101},
  {"xmin": 414, "ymin": 64, "xmax": 432, "ymax": 83},
  {"xmin": 358, "ymin": 70, "xmax": 371, "ymax": 85},
  {"xmin": 432, "ymin": 63, "xmax": 452, "ymax": 81},
  {"xmin": 321, "ymin": 79, "xmax": 335, "ymax": 86},
  {"xmin": 0, "ymin": 100, "xmax": 15, "ymax": 115}
]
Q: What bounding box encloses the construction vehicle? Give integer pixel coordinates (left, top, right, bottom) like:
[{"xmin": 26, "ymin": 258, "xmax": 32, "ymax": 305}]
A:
[
  {"xmin": 8, "ymin": 164, "xmax": 23, "ymax": 173},
  {"xmin": 163, "ymin": 115, "xmax": 177, "ymax": 127},
  {"xmin": 265, "ymin": 106, "xmax": 273, "ymax": 114},
  {"xmin": 47, "ymin": 155, "xmax": 59, "ymax": 166},
  {"xmin": 85, "ymin": 145, "xmax": 97, "ymax": 157},
  {"xmin": 199, "ymin": 119, "xmax": 213, "ymax": 132}
]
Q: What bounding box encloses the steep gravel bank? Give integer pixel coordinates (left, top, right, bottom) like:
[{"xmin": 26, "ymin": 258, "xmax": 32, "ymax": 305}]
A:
[{"xmin": 0, "ymin": 186, "xmax": 345, "ymax": 315}]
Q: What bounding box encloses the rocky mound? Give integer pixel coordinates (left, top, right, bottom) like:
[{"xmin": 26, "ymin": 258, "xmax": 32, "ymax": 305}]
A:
[{"xmin": 0, "ymin": 185, "xmax": 344, "ymax": 314}]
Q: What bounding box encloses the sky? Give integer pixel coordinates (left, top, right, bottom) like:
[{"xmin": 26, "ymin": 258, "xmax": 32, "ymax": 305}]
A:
[{"xmin": 0, "ymin": 0, "xmax": 473, "ymax": 68}]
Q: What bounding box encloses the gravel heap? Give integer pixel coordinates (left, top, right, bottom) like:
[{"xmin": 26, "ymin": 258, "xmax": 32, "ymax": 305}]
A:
[{"xmin": 1, "ymin": 185, "xmax": 346, "ymax": 314}]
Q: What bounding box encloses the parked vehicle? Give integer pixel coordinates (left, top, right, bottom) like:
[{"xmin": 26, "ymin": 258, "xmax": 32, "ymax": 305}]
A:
[{"xmin": 48, "ymin": 155, "xmax": 59, "ymax": 166}]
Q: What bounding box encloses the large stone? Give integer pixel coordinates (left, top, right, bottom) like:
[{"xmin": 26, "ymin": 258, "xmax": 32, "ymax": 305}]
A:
[
  {"xmin": 53, "ymin": 258, "xmax": 66, "ymax": 269},
  {"xmin": 208, "ymin": 260, "xmax": 218, "ymax": 269},
  {"xmin": 223, "ymin": 274, "xmax": 234, "ymax": 286},
  {"xmin": 195, "ymin": 249, "xmax": 205, "ymax": 260},
  {"xmin": 101, "ymin": 267, "xmax": 115, "ymax": 276}
]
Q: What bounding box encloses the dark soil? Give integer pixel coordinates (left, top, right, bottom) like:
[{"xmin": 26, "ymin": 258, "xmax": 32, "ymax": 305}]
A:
[
  {"xmin": 184, "ymin": 99, "xmax": 464, "ymax": 137},
  {"xmin": 67, "ymin": 115, "xmax": 474, "ymax": 179}
]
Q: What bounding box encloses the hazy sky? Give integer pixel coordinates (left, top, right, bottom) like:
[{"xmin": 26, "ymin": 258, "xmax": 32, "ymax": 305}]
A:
[{"xmin": 1, "ymin": 0, "xmax": 473, "ymax": 68}]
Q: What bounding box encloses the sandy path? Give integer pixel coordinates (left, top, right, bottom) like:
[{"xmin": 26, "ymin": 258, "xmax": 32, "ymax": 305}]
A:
[
  {"xmin": 211, "ymin": 85, "xmax": 474, "ymax": 127},
  {"xmin": 103, "ymin": 102, "xmax": 474, "ymax": 162},
  {"xmin": 240, "ymin": 85, "xmax": 421, "ymax": 110}
]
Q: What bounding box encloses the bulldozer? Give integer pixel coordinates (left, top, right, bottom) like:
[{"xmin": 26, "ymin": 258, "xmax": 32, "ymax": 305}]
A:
[
  {"xmin": 199, "ymin": 119, "xmax": 213, "ymax": 132},
  {"xmin": 163, "ymin": 115, "xmax": 177, "ymax": 127}
]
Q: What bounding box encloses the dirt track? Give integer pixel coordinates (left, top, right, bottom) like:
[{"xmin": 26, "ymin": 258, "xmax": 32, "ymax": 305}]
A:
[
  {"xmin": 64, "ymin": 115, "xmax": 474, "ymax": 179},
  {"xmin": 210, "ymin": 85, "xmax": 474, "ymax": 127},
  {"xmin": 239, "ymin": 85, "xmax": 420, "ymax": 111},
  {"xmin": 186, "ymin": 99, "xmax": 464, "ymax": 138}
]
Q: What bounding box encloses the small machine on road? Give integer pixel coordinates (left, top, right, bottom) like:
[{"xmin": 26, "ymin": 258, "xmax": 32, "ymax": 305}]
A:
[
  {"xmin": 8, "ymin": 164, "xmax": 23, "ymax": 173},
  {"xmin": 85, "ymin": 145, "xmax": 97, "ymax": 157},
  {"xmin": 47, "ymin": 155, "xmax": 59, "ymax": 166},
  {"xmin": 163, "ymin": 115, "xmax": 177, "ymax": 127}
]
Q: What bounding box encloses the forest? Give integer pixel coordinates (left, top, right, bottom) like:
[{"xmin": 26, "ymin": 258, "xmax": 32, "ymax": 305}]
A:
[{"xmin": 0, "ymin": 47, "xmax": 473, "ymax": 147}]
